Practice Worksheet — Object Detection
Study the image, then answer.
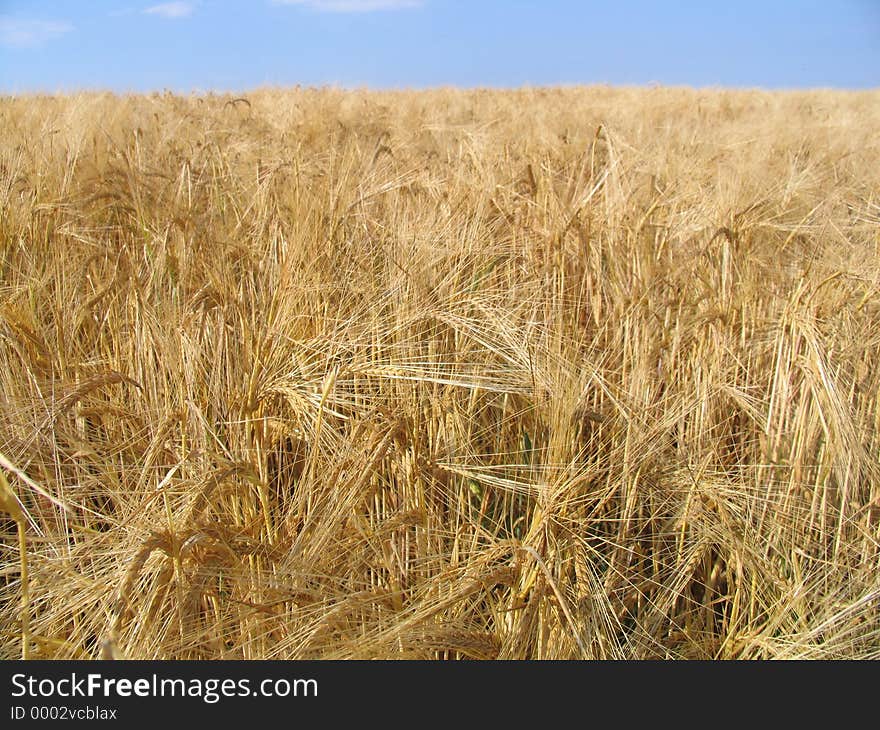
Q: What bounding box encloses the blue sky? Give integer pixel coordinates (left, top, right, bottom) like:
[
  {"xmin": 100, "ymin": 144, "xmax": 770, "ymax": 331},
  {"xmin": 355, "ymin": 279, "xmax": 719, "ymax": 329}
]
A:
[{"xmin": 1, "ymin": 1, "xmax": 878, "ymax": 92}]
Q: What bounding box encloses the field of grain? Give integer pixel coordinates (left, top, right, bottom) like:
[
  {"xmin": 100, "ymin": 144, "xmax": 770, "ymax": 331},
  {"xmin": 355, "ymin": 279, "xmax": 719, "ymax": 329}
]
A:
[{"xmin": 1, "ymin": 87, "xmax": 879, "ymax": 659}]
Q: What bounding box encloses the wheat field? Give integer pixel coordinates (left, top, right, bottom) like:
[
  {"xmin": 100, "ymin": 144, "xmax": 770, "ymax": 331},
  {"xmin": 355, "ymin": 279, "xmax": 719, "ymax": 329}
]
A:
[{"xmin": 1, "ymin": 86, "xmax": 879, "ymax": 659}]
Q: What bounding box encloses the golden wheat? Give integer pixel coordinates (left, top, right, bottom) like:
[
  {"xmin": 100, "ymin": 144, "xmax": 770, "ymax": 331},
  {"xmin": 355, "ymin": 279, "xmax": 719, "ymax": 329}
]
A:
[{"xmin": 1, "ymin": 86, "xmax": 879, "ymax": 659}]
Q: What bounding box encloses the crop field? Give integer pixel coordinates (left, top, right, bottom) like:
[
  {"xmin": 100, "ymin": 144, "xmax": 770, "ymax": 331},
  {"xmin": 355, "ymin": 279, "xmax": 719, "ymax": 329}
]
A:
[{"xmin": 1, "ymin": 87, "xmax": 879, "ymax": 659}]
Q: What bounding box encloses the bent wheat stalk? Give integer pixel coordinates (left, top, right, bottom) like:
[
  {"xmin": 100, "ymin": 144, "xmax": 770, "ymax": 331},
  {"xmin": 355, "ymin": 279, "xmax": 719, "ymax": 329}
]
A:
[{"xmin": 0, "ymin": 467, "xmax": 29, "ymax": 660}]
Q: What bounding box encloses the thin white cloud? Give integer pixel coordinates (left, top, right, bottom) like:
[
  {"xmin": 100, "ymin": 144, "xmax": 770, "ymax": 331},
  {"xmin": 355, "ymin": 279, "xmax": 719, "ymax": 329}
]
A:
[
  {"xmin": 0, "ymin": 17, "xmax": 73, "ymax": 48},
  {"xmin": 274, "ymin": 0, "xmax": 422, "ymax": 12},
  {"xmin": 143, "ymin": 2, "xmax": 194, "ymax": 19}
]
